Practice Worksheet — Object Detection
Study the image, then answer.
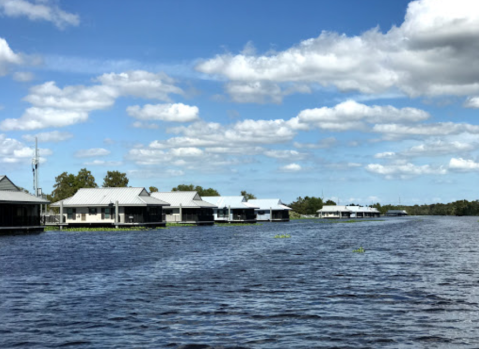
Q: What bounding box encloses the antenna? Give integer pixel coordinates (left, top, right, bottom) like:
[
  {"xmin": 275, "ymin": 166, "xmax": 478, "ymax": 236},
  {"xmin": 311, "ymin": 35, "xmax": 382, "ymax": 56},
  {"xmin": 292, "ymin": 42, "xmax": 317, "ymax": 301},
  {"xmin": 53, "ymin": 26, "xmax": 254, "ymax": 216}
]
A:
[{"xmin": 32, "ymin": 137, "xmax": 40, "ymax": 197}]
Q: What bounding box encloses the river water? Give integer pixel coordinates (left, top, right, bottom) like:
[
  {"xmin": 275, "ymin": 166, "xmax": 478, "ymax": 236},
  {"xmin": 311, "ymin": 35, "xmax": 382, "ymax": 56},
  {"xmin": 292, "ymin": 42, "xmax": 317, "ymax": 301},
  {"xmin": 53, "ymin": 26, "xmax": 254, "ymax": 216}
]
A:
[{"xmin": 1, "ymin": 216, "xmax": 479, "ymax": 348}]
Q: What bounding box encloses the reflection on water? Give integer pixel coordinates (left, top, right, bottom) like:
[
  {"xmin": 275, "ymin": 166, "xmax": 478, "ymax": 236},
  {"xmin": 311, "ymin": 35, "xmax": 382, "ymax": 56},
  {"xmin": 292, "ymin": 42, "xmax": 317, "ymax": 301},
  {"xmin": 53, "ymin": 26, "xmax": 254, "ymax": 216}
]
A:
[{"xmin": 1, "ymin": 217, "xmax": 479, "ymax": 348}]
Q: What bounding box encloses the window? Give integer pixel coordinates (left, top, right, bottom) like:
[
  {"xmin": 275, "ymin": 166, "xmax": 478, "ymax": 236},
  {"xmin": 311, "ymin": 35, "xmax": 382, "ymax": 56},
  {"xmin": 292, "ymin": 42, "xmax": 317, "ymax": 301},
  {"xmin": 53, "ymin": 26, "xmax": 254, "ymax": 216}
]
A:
[
  {"xmin": 104, "ymin": 208, "xmax": 110, "ymax": 219},
  {"xmin": 67, "ymin": 208, "xmax": 76, "ymax": 220},
  {"xmin": 89, "ymin": 208, "xmax": 97, "ymax": 215}
]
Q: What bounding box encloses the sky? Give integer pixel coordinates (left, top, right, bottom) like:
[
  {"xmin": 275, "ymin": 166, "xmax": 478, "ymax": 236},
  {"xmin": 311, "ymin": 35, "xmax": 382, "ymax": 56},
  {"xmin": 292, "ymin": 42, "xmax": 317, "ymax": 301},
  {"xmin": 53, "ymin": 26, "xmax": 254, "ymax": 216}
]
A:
[{"xmin": 1, "ymin": 0, "xmax": 479, "ymax": 205}]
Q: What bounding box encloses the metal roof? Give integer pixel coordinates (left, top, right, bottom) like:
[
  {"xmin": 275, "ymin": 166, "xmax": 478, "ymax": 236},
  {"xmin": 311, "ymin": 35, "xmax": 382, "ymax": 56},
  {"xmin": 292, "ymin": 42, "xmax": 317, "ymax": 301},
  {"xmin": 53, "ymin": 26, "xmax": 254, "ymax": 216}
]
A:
[
  {"xmin": 50, "ymin": 187, "xmax": 169, "ymax": 207},
  {"xmin": 317, "ymin": 205, "xmax": 352, "ymax": 213},
  {"xmin": 202, "ymin": 196, "xmax": 260, "ymax": 209},
  {"xmin": 0, "ymin": 190, "xmax": 50, "ymax": 204},
  {"xmin": 0, "ymin": 175, "xmax": 19, "ymax": 191},
  {"xmin": 247, "ymin": 199, "xmax": 292, "ymax": 211},
  {"xmin": 151, "ymin": 191, "xmax": 217, "ymax": 208}
]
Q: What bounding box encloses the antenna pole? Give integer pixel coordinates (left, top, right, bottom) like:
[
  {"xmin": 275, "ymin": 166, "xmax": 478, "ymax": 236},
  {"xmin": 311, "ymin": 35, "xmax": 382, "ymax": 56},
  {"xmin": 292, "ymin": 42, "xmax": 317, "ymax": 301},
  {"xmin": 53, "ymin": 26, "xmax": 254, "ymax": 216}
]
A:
[{"xmin": 32, "ymin": 137, "xmax": 39, "ymax": 197}]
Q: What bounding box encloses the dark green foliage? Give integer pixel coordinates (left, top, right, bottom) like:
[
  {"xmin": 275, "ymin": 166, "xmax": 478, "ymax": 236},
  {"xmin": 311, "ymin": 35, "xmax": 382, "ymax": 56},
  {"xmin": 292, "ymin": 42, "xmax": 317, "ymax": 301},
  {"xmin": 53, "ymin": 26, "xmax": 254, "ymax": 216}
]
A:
[
  {"xmin": 149, "ymin": 186, "xmax": 158, "ymax": 193},
  {"xmin": 103, "ymin": 170, "xmax": 129, "ymax": 188},
  {"xmin": 324, "ymin": 199, "xmax": 336, "ymax": 205},
  {"xmin": 171, "ymin": 184, "xmax": 220, "ymax": 196},
  {"xmin": 241, "ymin": 190, "xmax": 256, "ymax": 200},
  {"xmin": 370, "ymin": 200, "xmax": 479, "ymax": 216},
  {"xmin": 51, "ymin": 169, "xmax": 98, "ymax": 203},
  {"xmin": 289, "ymin": 196, "xmax": 323, "ymax": 215}
]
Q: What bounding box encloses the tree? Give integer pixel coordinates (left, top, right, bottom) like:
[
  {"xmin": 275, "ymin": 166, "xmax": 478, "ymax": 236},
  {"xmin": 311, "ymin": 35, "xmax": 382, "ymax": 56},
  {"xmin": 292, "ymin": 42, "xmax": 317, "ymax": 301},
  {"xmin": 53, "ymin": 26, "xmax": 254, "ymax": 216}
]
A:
[
  {"xmin": 289, "ymin": 196, "xmax": 323, "ymax": 215},
  {"xmin": 51, "ymin": 169, "xmax": 98, "ymax": 203},
  {"xmin": 103, "ymin": 171, "xmax": 129, "ymax": 187},
  {"xmin": 172, "ymin": 184, "xmax": 220, "ymax": 196},
  {"xmin": 149, "ymin": 186, "xmax": 158, "ymax": 193},
  {"xmin": 324, "ymin": 199, "xmax": 336, "ymax": 205},
  {"xmin": 241, "ymin": 190, "xmax": 256, "ymax": 200}
]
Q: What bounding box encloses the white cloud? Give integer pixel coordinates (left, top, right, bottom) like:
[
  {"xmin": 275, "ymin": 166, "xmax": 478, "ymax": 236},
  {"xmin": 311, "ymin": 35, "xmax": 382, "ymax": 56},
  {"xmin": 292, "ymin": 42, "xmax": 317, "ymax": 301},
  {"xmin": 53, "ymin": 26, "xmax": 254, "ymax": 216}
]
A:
[
  {"xmin": 374, "ymin": 151, "xmax": 396, "ymax": 159},
  {"xmin": 280, "ymin": 163, "xmax": 302, "ymax": 172},
  {"xmin": 12, "ymin": 71, "xmax": 34, "ymax": 82},
  {"xmin": 0, "ymin": 0, "xmax": 79, "ymax": 29},
  {"xmin": 290, "ymin": 100, "xmax": 430, "ymax": 131},
  {"xmin": 449, "ymin": 158, "xmax": 479, "ymax": 171},
  {"xmin": 0, "ymin": 70, "xmax": 184, "ymax": 131},
  {"xmin": 0, "ymin": 37, "xmax": 22, "ymax": 76},
  {"xmin": 83, "ymin": 160, "xmax": 122, "ymax": 166},
  {"xmin": 373, "ymin": 123, "xmax": 479, "ymax": 140},
  {"xmin": 263, "ymin": 149, "xmax": 306, "ymax": 160},
  {"xmin": 464, "ymin": 96, "xmax": 479, "ymax": 108},
  {"xmin": 132, "ymin": 121, "xmax": 159, "ymax": 129},
  {"xmin": 0, "ymin": 133, "xmax": 52, "ymax": 164},
  {"xmin": 365, "ymin": 162, "xmax": 447, "ymax": 179},
  {"xmin": 196, "ymin": 0, "xmax": 479, "ymax": 101},
  {"xmin": 22, "ymin": 130, "xmax": 73, "ymax": 143},
  {"xmin": 127, "ymin": 103, "xmax": 199, "ymax": 122},
  {"xmin": 75, "ymin": 148, "xmax": 110, "ymax": 158},
  {"xmin": 294, "ymin": 137, "xmax": 337, "ymax": 149}
]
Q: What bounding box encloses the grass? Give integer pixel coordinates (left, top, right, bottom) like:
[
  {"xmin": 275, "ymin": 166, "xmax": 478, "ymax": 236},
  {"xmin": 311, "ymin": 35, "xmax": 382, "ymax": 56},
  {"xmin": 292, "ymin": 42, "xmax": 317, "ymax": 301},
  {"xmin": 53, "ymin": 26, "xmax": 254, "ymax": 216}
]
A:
[
  {"xmin": 353, "ymin": 247, "xmax": 365, "ymax": 253},
  {"xmin": 215, "ymin": 223, "xmax": 263, "ymax": 227},
  {"xmin": 45, "ymin": 226, "xmax": 159, "ymax": 232},
  {"xmin": 165, "ymin": 223, "xmax": 196, "ymax": 227}
]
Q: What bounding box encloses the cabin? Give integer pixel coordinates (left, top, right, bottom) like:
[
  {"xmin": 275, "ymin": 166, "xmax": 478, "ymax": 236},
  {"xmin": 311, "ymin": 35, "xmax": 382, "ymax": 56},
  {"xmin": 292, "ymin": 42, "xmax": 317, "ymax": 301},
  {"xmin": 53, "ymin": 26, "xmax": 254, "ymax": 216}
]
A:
[
  {"xmin": 247, "ymin": 199, "xmax": 292, "ymax": 222},
  {"xmin": 317, "ymin": 205, "xmax": 381, "ymax": 219},
  {"xmin": 151, "ymin": 191, "xmax": 217, "ymax": 225},
  {"xmin": 50, "ymin": 187, "xmax": 169, "ymax": 227},
  {"xmin": 0, "ymin": 175, "xmax": 50, "ymax": 234},
  {"xmin": 202, "ymin": 196, "xmax": 259, "ymax": 223},
  {"xmin": 386, "ymin": 209, "xmax": 408, "ymax": 217},
  {"xmin": 317, "ymin": 205, "xmax": 352, "ymax": 219}
]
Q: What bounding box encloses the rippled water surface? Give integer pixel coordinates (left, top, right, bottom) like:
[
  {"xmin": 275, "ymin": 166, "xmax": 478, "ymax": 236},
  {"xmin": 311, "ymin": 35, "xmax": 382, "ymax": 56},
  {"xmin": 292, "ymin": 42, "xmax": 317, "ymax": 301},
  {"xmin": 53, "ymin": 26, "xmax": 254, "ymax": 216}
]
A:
[{"xmin": 2, "ymin": 217, "xmax": 479, "ymax": 348}]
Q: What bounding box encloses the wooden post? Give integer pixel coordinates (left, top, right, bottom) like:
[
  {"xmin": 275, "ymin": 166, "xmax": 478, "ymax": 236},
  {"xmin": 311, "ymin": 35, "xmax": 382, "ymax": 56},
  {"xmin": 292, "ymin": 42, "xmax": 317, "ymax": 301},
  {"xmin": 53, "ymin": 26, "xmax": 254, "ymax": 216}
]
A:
[
  {"xmin": 179, "ymin": 203, "xmax": 182, "ymax": 222},
  {"xmin": 115, "ymin": 200, "xmax": 119, "ymax": 228},
  {"xmin": 228, "ymin": 205, "xmax": 231, "ymax": 223},
  {"xmin": 59, "ymin": 201, "xmax": 64, "ymax": 230}
]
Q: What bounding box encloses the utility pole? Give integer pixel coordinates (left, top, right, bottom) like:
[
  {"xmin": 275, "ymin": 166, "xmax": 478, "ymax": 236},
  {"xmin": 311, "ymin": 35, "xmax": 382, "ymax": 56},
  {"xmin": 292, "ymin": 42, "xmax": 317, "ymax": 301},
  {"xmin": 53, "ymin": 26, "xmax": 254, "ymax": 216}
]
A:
[{"xmin": 32, "ymin": 137, "xmax": 40, "ymax": 197}]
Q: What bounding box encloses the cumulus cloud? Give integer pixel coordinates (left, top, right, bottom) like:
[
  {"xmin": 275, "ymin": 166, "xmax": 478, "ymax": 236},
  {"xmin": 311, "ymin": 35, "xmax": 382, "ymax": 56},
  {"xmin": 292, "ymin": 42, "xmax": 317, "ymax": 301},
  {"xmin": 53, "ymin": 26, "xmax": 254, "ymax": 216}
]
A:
[
  {"xmin": 196, "ymin": 0, "xmax": 479, "ymax": 102},
  {"xmin": 83, "ymin": 160, "xmax": 122, "ymax": 166},
  {"xmin": 294, "ymin": 137, "xmax": 337, "ymax": 149},
  {"xmin": 74, "ymin": 148, "xmax": 110, "ymax": 158},
  {"xmin": 127, "ymin": 103, "xmax": 199, "ymax": 122},
  {"xmin": 264, "ymin": 149, "xmax": 306, "ymax": 161},
  {"xmin": 464, "ymin": 96, "xmax": 479, "ymax": 108},
  {"xmin": 0, "ymin": 0, "xmax": 79, "ymax": 29},
  {"xmin": 373, "ymin": 122, "xmax": 479, "ymax": 140},
  {"xmin": 0, "ymin": 70, "xmax": 184, "ymax": 131},
  {"xmin": 22, "ymin": 130, "xmax": 73, "ymax": 143},
  {"xmin": 449, "ymin": 158, "xmax": 479, "ymax": 171},
  {"xmin": 366, "ymin": 162, "xmax": 447, "ymax": 179},
  {"xmin": 280, "ymin": 163, "xmax": 302, "ymax": 172},
  {"xmin": 290, "ymin": 100, "xmax": 429, "ymax": 131},
  {"xmin": 0, "ymin": 133, "xmax": 52, "ymax": 164},
  {"xmin": 0, "ymin": 37, "xmax": 22, "ymax": 76}
]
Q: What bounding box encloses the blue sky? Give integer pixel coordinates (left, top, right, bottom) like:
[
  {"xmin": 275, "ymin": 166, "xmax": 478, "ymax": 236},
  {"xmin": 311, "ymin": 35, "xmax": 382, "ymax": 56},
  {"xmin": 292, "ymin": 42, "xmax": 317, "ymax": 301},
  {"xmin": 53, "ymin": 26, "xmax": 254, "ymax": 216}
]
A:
[{"xmin": 1, "ymin": 0, "xmax": 479, "ymax": 205}]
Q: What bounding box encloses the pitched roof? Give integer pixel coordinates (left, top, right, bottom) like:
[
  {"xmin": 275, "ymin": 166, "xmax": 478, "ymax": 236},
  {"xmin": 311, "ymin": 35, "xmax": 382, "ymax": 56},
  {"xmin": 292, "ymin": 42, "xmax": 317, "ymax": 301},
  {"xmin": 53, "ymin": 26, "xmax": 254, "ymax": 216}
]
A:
[
  {"xmin": 202, "ymin": 196, "xmax": 259, "ymax": 209},
  {"xmin": 50, "ymin": 187, "xmax": 169, "ymax": 207},
  {"xmin": 151, "ymin": 191, "xmax": 217, "ymax": 208},
  {"xmin": 317, "ymin": 205, "xmax": 352, "ymax": 213},
  {"xmin": 248, "ymin": 199, "xmax": 292, "ymax": 211},
  {"xmin": 0, "ymin": 190, "xmax": 50, "ymax": 204},
  {"xmin": 0, "ymin": 175, "xmax": 19, "ymax": 191}
]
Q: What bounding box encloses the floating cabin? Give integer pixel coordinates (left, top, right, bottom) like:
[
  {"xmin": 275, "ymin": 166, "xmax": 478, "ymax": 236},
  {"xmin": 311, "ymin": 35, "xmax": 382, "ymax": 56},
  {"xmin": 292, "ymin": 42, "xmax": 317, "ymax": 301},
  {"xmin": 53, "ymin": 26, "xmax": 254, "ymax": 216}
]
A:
[
  {"xmin": 49, "ymin": 187, "xmax": 169, "ymax": 228},
  {"xmin": 0, "ymin": 175, "xmax": 50, "ymax": 234},
  {"xmin": 317, "ymin": 205, "xmax": 381, "ymax": 219},
  {"xmin": 202, "ymin": 196, "xmax": 259, "ymax": 223},
  {"xmin": 151, "ymin": 191, "xmax": 217, "ymax": 225},
  {"xmin": 386, "ymin": 209, "xmax": 408, "ymax": 217},
  {"xmin": 247, "ymin": 199, "xmax": 292, "ymax": 222}
]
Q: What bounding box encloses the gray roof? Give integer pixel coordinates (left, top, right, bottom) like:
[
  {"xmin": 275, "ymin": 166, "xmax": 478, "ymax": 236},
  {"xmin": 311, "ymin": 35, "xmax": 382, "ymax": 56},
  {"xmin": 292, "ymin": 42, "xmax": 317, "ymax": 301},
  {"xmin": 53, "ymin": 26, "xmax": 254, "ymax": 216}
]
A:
[
  {"xmin": 51, "ymin": 187, "xmax": 169, "ymax": 207},
  {"xmin": 0, "ymin": 190, "xmax": 50, "ymax": 204},
  {"xmin": 317, "ymin": 205, "xmax": 380, "ymax": 213},
  {"xmin": 248, "ymin": 199, "xmax": 292, "ymax": 211},
  {"xmin": 202, "ymin": 196, "xmax": 259, "ymax": 209},
  {"xmin": 0, "ymin": 175, "xmax": 19, "ymax": 191},
  {"xmin": 151, "ymin": 191, "xmax": 217, "ymax": 208}
]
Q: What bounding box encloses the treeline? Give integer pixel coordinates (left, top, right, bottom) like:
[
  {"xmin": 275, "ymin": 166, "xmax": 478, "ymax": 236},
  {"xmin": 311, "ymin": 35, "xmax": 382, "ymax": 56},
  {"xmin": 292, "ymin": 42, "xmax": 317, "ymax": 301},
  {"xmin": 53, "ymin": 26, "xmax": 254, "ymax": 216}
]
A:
[{"xmin": 370, "ymin": 200, "xmax": 479, "ymax": 216}]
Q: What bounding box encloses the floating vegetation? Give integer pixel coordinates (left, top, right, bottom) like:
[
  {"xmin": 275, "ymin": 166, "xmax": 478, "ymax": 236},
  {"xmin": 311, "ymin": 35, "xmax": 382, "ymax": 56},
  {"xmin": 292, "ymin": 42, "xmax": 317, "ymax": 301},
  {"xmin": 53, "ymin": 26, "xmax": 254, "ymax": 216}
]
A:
[
  {"xmin": 165, "ymin": 223, "xmax": 196, "ymax": 227},
  {"xmin": 216, "ymin": 223, "xmax": 263, "ymax": 227},
  {"xmin": 353, "ymin": 247, "xmax": 365, "ymax": 253},
  {"xmin": 274, "ymin": 234, "xmax": 291, "ymax": 239}
]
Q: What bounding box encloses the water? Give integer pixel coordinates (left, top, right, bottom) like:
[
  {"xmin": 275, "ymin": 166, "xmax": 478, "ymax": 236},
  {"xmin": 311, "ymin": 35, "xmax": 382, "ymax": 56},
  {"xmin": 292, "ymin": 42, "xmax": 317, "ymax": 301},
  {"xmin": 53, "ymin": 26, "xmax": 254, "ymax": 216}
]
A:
[{"xmin": 1, "ymin": 216, "xmax": 479, "ymax": 348}]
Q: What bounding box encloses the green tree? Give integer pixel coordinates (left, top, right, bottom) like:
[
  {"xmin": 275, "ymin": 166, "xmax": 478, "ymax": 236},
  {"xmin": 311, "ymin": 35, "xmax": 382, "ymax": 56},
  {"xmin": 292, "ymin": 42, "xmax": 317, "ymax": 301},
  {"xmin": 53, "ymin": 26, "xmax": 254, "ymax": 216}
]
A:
[
  {"xmin": 172, "ymin": 184, "xmax": 220, "ymax": 196},
  {"xmin": 289, "ymin": 196, "xmax": 323, "ymax": 215},
  {"xmin": 241, "ymin": 190, "xmax": 256, "ymax": 200},
  {"xmin": 149, "ymin": 186, "xmax": 158, "ymax": 193},
  {"xmin": 51, "ymin": 169, "xmax": 98, "ymax": 203},
  {"xmin": 324, "ymin": 199, "xmax": 336, "ymax": 205},
  {"xmin": 76, "ymin": 168, "xmax": 97, "ymax": 189},
  {"xmin": 103, "ymin": 170, "xmax": 129, "ymax": 187}
]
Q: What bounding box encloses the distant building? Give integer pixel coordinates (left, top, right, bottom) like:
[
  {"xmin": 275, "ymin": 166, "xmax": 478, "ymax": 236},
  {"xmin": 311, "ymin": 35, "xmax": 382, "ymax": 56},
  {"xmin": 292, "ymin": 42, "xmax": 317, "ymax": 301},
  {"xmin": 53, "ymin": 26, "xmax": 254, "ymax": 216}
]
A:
[
  {"xmin": 247, "ymin": 199, "xmax": 292, "ymax": 222},
  {"xmin": 151, "ymin": 191, "xmax": 217, "ymax": 225},
  {"xmin": 0, "ymin": 175, "xmax": 49, "ymax": 234},
  {"xmin": 386, "ymin": 210, "xmax": 408, "ymax": 217},
  {"xmin": 50, "ymin": 187, "xmax": 169, "ymax": 227},
  {"xmin": 317, "ymin": 205, "xmax": 380, "ymax": 219},
  {"xmin": 202, "ymin": 196, "xmax": 259, "ymax": 223}
]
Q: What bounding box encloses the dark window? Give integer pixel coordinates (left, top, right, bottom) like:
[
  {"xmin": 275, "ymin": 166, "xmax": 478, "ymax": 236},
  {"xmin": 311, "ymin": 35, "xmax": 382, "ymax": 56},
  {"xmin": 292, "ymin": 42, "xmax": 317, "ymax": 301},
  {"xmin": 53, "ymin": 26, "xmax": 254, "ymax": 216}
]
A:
[{"xmin": 89, "ymin": 208, "xmax": 97, "ymax": 215}]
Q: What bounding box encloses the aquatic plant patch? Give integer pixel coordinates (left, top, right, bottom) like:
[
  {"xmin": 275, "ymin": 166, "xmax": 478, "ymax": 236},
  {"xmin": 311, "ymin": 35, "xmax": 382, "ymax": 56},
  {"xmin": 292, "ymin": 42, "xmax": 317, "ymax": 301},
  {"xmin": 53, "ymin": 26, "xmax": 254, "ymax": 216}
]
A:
[
  {"xmin": 353, "ymin": 247, "xmax": 365, "ymax": 253},
  {"xmin": 274, "ymin": 234, "xmax": 291, "ymax": 238}
]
